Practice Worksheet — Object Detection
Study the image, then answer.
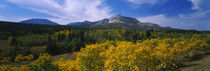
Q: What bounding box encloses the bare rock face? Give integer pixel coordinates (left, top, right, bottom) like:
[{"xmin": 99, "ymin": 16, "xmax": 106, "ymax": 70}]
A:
[
  {"xmin": 108, "ymin": 15, "xmax": 142, "ymax": 25},
  {"xmin": 96, "ymin": 18, "xmax": 109, "ymax": 24}
]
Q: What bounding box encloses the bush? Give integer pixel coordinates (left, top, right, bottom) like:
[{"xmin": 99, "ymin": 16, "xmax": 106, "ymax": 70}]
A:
[
  {"xmin": 0, "ymin": 65, "xmax": 29, "ymax": 71},
  {"xmin": 15, "ymin": 54, "xmax": 34, "ymax": 63},
  {"xmin": 0, "ymin": 57, "xmax": 10, "ymax": 63},
  {"xmin": 28, "ymin": 54, "xmax": 58, "ymax": 71},
  {"xmin": 54, "ymin": 58, "xmax": 79, "ymax": 71},
  {"xmin": 77, "ymin": 38, "xmax": 209, "ymax": 70}
]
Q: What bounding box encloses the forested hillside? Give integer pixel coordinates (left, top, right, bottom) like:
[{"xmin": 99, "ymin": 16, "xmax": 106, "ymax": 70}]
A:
[{"xmin": 0, "ymin": 21, "xmax": 210, "ymax": 71}]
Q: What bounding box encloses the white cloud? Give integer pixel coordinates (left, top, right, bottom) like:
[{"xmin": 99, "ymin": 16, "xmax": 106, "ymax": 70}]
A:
[
  {"xmin": 126, "ymin": 0, "xmax": 165, "ymax": 6},
  {"xmin": 134, "ymin": 0, "xmax": 210, "ymax": 30},
  {"xmin": 0, "ymin": 16, "xmax": 3, "ymax": 20},
  {"xmin": 138, "ymin": 14, "xmax": 210, "ymax": 30},
  {"xmin": 189, "ymin": 0, "xmax": 210, "ymax": 10},
  {"xmin": 138, "ymin": 14, "xmax": 175, "ymax": 27},
  {"xmin": 174, "ymin": 0, "xmax": 210, "ymax": 30},
  {"xmin": 0, "ymin": 16, "xmax": 26, "ymax": 22},
  {"xmin": 190, "ymin": 0, "xmax": 200, "ymax": 9},
  {"xmin": 187, "ymin": 0, "xmax": 210, "ymax": 18},
  {"xmin": 179, "ymin": 10, "xmax": 210, "ymax": 19},
  {"xmin": 183, "ymin": 0, "xmax": 210, "ymax": 19},
  {"xmin": 135, "ymin": 0, "xmax": 210, "ymax": 30},
  {"xmin": 6, "ymin": 0, "xmax": 113, "ymax": 25}
]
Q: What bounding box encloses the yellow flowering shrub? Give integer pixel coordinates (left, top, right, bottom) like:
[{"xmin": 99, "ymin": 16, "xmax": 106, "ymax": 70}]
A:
[
  {"xmin": 24, "ymin": 54, "xmax": 34, "ymax": 61},
  {"xmin": 28, "ymin": 54, "xmax": 58, "ymax": 71},
  {"xmin": 0, "ymin": 57, "xmax": 10, "ymax": 63},
  {"xmin": 76, "ymin": 41, "xmax": 114, "ymax": 71},
  {"xmin": 0, "ymin": 36, "xmax": 209, "ymax": 71},
  {"xmin": 55, "ymin": 30, "xmax": 70, "ymax": 35},
  {"xmin": 187, "ymin": 39, "xmax": 208, "ymax": 57},
  {"xmin": 15, "ymin": 54, "xmax": 34, "ymax": 62},
  {"xmin": 0, "ymin": 65, "xmax": 29, "ymax": 71},
  {"xmin": 54, "ymin": 59, "xmax": 79, "ymax": 71},
  {"xmin": 77, "ymin": 38, "xmax": 209, "ymax": 71}
]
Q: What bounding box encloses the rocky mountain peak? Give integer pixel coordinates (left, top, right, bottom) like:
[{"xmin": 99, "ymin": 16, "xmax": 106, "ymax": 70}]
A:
[{"xmin": 108, "ymin": 15, "xmax": 141, "ymax": 24}]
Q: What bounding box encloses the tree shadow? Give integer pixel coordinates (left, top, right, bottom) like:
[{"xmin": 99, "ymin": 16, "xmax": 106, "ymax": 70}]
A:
[
  {"xmin": 179, "ymin": 64, "xmax": 199, "ymax": 68},
  {"xmin": 178, "ymin": 51, "xmax": 210, "ymax": 69},
  {"xmin": 189, "ymin": 51, "xmax": 210, "ymax": 61}
]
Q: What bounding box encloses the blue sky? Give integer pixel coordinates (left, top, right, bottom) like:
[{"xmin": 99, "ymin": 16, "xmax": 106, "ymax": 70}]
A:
[{"xmin": 0, "ymin": 0, "xmax": 210, "ymax": 30}]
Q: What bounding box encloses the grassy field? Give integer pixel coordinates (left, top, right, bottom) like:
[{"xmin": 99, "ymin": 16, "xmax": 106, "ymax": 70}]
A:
[{"xmin": 0, "ymin": 40, "xmax": 10, "ymax": 56}]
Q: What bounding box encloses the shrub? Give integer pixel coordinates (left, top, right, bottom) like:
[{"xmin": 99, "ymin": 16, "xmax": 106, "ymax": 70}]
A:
[
  {"xmin": 28, "ymin": 54, "xmax": 58, "ymax": 71},
  {"xmin": 15, "ymin": 54, "xmax": 34, "ymax": 62},
  {"xmin": 54, "ymin": 58, "xmax": 79, "ymax": 71},
  {"xmin": 0, "ymin": 57, "xmax": 10, "ymax": 63}
]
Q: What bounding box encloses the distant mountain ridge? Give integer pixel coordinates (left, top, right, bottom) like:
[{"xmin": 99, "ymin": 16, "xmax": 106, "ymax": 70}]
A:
[
  {"xmin": 67, "ymin": 15, "xmax": 171, "ymax": 30},
  {"xmin": 68, "ymin": 15, "xmax": 145, "ymax": 25},
  {"xmin": 18, "ymin": 15, "xmax": 173, "ymax": 30},
  {"xmin": 68, "ymin": 20, "xmax": 97, "ymax": 25},
  {"xmin": 20, "ymin": 19, "xmax": 59, "ymax": 25}
]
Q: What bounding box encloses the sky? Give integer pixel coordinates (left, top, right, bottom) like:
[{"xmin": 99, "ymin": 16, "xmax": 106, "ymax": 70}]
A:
[{"xmin": 0, "ymin": 0, "xmax": 210, "ymax": 30}]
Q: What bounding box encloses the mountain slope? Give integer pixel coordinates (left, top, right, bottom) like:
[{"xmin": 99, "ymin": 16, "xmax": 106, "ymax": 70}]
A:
[
  {"xmin": 20, "ymin": 19, "xmax": 59, "ymax": 25},
  {"xmin": 67, "ymin": 15, "xmax": 172, "ymax": 30},
  {"xmin": 68, "ymin": 21, "xmax": 97, "ymax": 25},
  {"xmin": 108, "ymin": 15, "xmax": 142, "ymax": 25}
]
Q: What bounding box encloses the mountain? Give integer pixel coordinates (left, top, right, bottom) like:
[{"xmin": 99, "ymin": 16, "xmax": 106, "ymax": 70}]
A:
[
  {"xmin": 108, "ymin": 15, "xmax": 142, "ymax": 25},
  {"xmin": 67, "ymin": 20, "xmax": 98, "ymax": 28},
  {"xmin": 96, "ymin": 18, "xmax": 109, "ymax": 24},
  {"xmin": 68, "ymin": 20, "xmax": 97, "ymax": 25},
  {"xmin": 67, "ymin": 15, "xmax": 172, "ymax": 30},
  {"xmin": 20, "ymin": 19, "xmax": 59, "ymax": 25},
  {"xmin": 142, "ymin": 22, "xmax": 161, "ymax": 27}
]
